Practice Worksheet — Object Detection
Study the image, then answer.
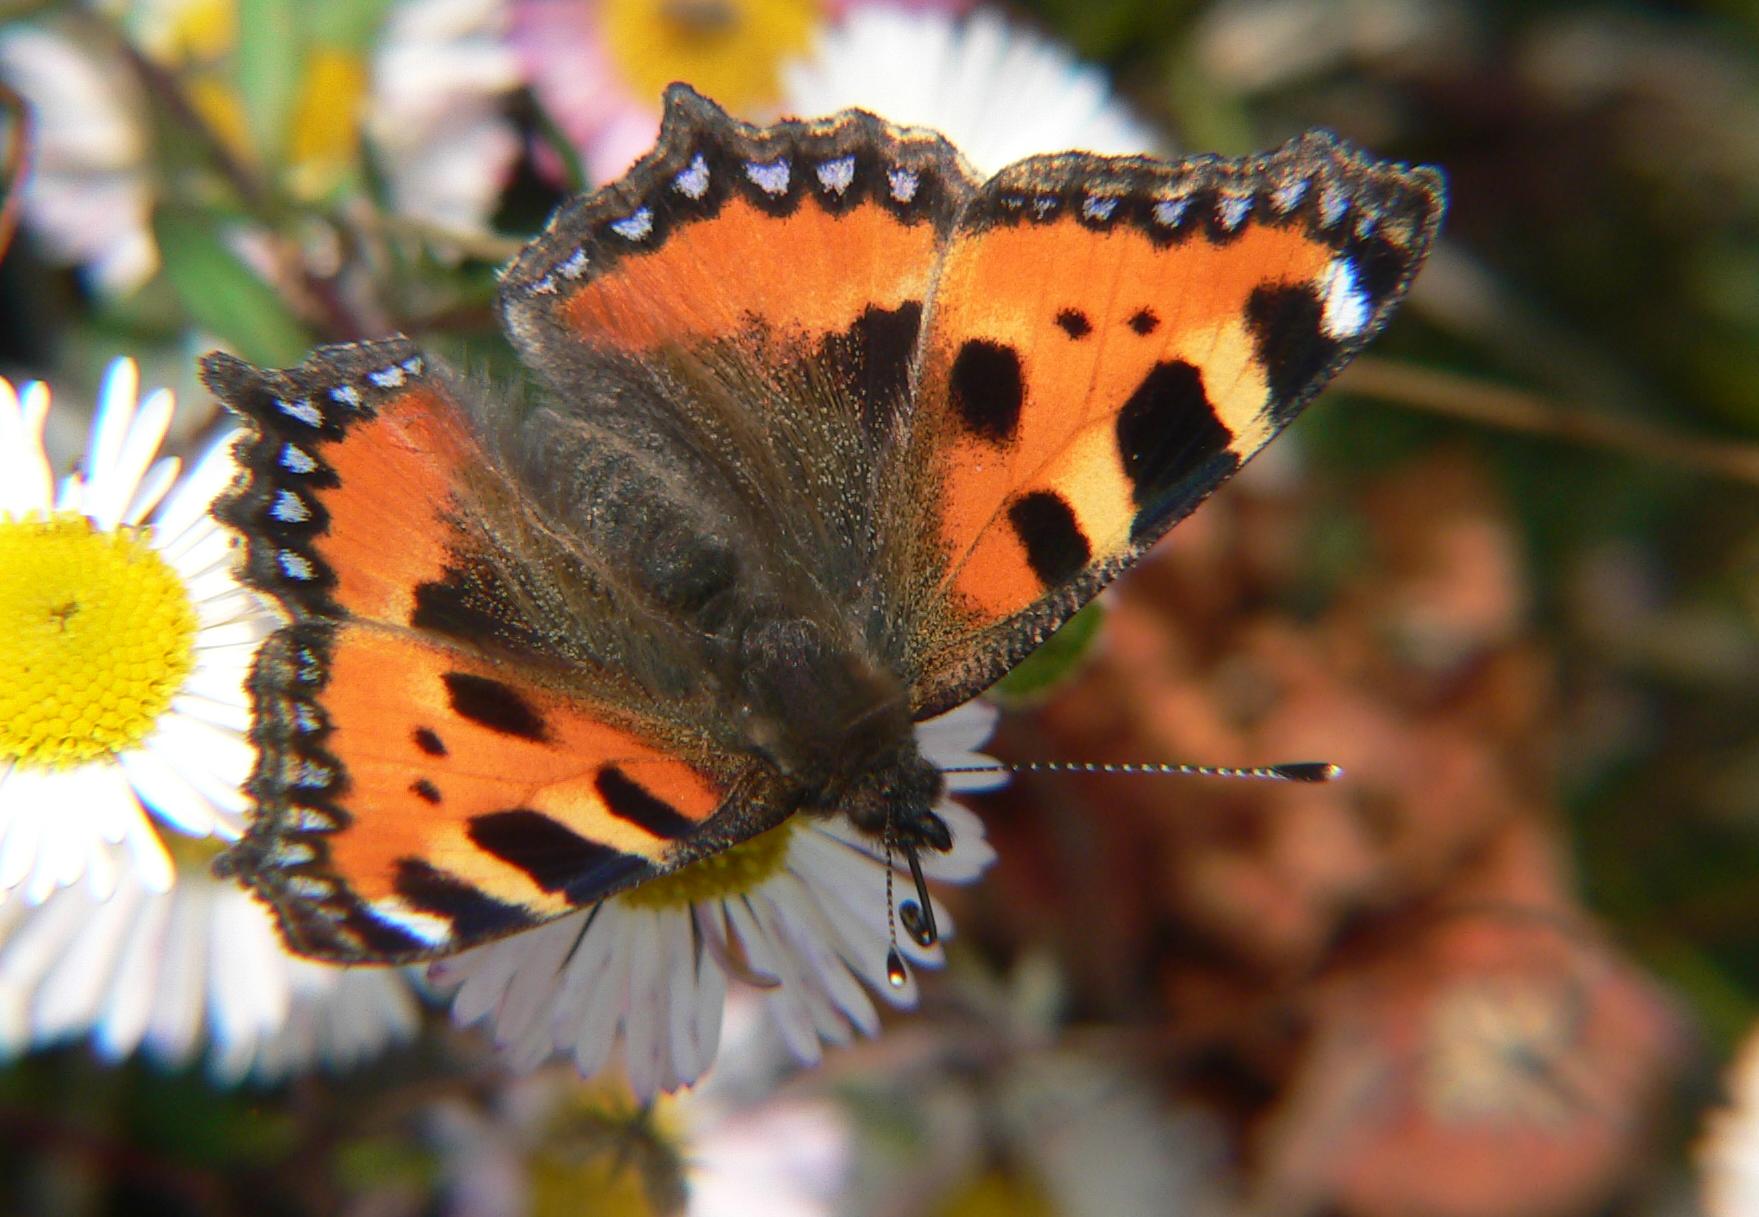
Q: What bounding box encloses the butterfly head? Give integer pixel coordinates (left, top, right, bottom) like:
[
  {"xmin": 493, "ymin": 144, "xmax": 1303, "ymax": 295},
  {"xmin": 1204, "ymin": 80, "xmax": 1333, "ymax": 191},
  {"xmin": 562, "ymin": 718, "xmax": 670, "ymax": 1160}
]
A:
[{"xmin": 733, "ymin": 615, "xmax": 949, "ymax": 853}]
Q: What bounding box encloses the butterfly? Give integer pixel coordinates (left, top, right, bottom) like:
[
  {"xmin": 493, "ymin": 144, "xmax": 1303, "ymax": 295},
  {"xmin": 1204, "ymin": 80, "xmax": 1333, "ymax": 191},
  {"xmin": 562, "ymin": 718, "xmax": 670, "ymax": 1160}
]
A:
[{"xmin": 202, "ymin": 85, "xmax": 1445, "ymax": 965}]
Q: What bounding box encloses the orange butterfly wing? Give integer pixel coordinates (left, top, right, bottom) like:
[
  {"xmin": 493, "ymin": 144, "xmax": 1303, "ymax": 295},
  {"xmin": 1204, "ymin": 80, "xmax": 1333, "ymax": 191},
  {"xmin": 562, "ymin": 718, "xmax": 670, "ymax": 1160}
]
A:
[
  {"xmin": 206, "ymin": 342, "xmax": 755, "ymax": 961},
  {"xmin": 899, "ymin": 134, "xmax": 1445, "ymax": 713}
]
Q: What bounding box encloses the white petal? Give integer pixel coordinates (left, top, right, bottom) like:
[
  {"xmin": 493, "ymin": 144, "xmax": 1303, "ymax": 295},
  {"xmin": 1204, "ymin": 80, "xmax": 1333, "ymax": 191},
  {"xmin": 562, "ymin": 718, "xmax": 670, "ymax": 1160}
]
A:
[
  {"xmin": 206, "ymin": 886, "xmax": 292, "ymax": 1050},
  {"xmin": 565, "ymin": 907, "xmax": 632, "ymax": 1077},
  {"xmin": 0, "ymin": 378, "xmax": 53, "ymax": 516},
  {"xmin": 914, "ymin": 699, "xmax": 999, "ymax": 759},
  {"xmin": 80, "ymin": 358, "xmax": 141, "ymax": 513},
  {"xmin": 87, "ymin": 384, "xmax": 173, "ymax": 531},
  {"xmin": 118, "ymin": 744, "xmax": 219, "ymax": 839},
  {"xmin": 141, "ymin": 882, "xmax": 208, "ymax": 1063},
  {"xmin": 150, "ymin": 433, "xmax": 242, "ymax": 551},
  {"xmin": 491, "ymin": 915, "xmax": 577, "ymax": 1047},
  {"xmin": 33, "ymin": 880, "xmax": 138, "ymax": 1039},
  {"xmin": 768, "ymin": 870, "xmax": 878, "ymax": 1036},
  {"xmin": 121, "ymin": 456, "xmax": 180, "ymax": 527},
  {"xmin": 622, "ymin": 908, "xmax": 665, "ymax": 1101},
  {"xmin": 727, "ymin": 898, "xmax": 818, "ymax": 1064},
  {"xmin": 93, "ymin": 885, "xmax": 171, "ymax": 1059}
]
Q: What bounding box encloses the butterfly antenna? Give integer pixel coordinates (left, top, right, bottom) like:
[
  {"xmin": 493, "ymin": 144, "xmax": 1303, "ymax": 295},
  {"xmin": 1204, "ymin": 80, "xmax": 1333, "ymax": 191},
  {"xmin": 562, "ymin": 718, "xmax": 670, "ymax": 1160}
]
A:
[
  {"xmin": 897, "ymin": 846, "xmax": 939, "ymax": 950},
  {"xmin": 882, "ymin": 806, "xmax": 909, "ymax": 990},
  {"xmin": 939, "ymin": 760, "xmax": 1344, "ymax": 783}
]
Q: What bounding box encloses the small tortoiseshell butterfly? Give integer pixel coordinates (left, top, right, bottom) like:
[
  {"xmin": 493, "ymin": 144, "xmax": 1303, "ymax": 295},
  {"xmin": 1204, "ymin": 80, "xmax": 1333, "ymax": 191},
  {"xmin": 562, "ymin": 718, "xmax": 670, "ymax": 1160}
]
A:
[{"xmin": 202, "ymin": 86, "xmax": 1445, "ymax": 964}]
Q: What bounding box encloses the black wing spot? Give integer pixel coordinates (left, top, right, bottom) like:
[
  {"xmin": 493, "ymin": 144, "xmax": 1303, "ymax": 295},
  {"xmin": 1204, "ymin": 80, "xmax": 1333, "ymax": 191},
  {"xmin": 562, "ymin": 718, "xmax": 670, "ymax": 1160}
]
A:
[
  {"xmin": 1350, "ymin": 236, "xmax": 1407, "ymax": 304},
  {"xmin": 1054, "ymin": 308, "xmax": 1093, "ymax": 339},
  {"xmin": 948, "ymin": 339, "xmax": 1024, "ymax": 444},
  {"xmin": 1115, "ymin": 360, "xmax": 1235, "ymax": 541},
  {"xmin": 410, "ymin": 778, "xmax": 442, "ymax": 804},
  {"xmin": 1245, "ymin": 283, "xmax": 1339, "ymax": 423},
  {"xmin": 467, "ymin": 809, "xmax": 648, "ymax": 903},
  {"xmin": 392, "ymin": 858, "xmax": 533, "ymax": 941},
  {"xmin": 413, "ymin": 727, "xmax": 448, "ymax": 756},
  {"xmin": 441, "ymin": 672, "xmax": 550, "ymax": 742},
  {"xmin": 823, "ymin": 300, "xmax": 923, "ymax": 438},
  {"xmin": 1007, "ymin": 491, "xmax": 1092, "ymax": 587},
  {"xmin": 1128, "ymin": 307, "xmax": 1160, "ymax": 335},
  {"xmin": 596, "ymin": 765, "xmax": 697, "ymax": 839}
]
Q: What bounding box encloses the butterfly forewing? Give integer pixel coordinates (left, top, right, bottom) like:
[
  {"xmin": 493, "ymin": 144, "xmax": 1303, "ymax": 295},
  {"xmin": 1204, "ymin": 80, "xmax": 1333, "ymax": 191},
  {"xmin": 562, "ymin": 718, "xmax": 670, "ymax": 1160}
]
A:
[
  {"xmin": 897, "ymin": 132, "xmax": 1445, "ymax": 715},
  {"xmin": 498, "ymin": 86, "xmax": 977, "ymax": 639}
]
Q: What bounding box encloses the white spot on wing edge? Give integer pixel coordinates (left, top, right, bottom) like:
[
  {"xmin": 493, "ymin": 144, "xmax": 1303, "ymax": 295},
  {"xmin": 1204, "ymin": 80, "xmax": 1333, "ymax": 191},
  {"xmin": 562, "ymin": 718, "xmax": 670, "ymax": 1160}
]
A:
[
  {"xmin": 745, "ymin": 158, "xmax": 790, "ymax": 196},
  {"xmin": 557, "ymin": 248, "xmax": 590, "ymax": 279},
  {"xmin": 367, "ymin": 897, "xmax": 454, "ymax": 947},
  {"xmin": 1082, "ymin": 195, "xmax": 1119, "ymax": 222},
  {"xmin": 816, "ymin": 155, "xmax": 855, "ymax": 195},
  {"xmin": 1317, "ymin": 255, "xmax": 1372, "ymax": 339},
  {"xmin": 1271, "ymin": 177, "xmax": 1309, "ymax": 214},
  {"xmin": 368, "ymin": 364, "xmax": 407, "ymax": 389},
  {"xmin": 279, "ymin": 444, "xmax": 317, "ymax": 474},
  {"xmin": 1153, "ymin": 197, "xmax": 1191, "ymax": 227},
  {"xmin": 276, "ymin": 398, "xmax": 321, "ymax": 427},
  {"xmin": 610, "ymin": 208, "xmax": 653, "ymax": 241},
  {"xmin": 673, "ymin": 153, "xmax": 710, "ymax": 199},
  {"xmin": 270, "ymin": 489, "xmax": 310, "ymax": 523},
  {"xmin": 1217, "ymin": 193, "xmax": 1252, "ymax": 230},
  {"xmin": 278, "ymin": 550, "xmax": 317, "ymax": 581},
  {"xmin": 887, "ymin": 167, "xmax": 919, "ymax": 203}
]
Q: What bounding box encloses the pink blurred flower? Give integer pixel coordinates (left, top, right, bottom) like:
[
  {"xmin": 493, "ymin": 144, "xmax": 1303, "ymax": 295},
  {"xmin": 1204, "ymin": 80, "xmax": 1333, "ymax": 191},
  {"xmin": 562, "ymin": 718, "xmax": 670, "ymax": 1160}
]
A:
[{"xmin": 513, "ymin": 0, "xmax": 970, "ymax": 184}]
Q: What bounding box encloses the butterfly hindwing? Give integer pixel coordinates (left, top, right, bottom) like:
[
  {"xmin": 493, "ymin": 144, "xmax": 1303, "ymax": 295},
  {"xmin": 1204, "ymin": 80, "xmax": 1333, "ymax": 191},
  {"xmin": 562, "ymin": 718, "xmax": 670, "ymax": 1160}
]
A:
[
  {"xmin": 205, "ymin": 343, "xmax": 785, "ymax": 962},
  {"xmin": 898, "ymin": 132, "xmax": 1446, "ymax": 714},
  {"xmin": 221, "ymin": 618, "xmax": 767, "ymax": 963}
]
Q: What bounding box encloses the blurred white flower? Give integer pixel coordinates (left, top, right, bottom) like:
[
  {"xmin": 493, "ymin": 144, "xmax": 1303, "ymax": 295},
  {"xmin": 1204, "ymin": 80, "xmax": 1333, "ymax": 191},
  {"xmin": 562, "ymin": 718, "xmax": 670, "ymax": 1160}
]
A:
[
  {"xmin": 429, "ymin": 1006, "xmax": 854, "ymax": 1217},
  {"xmin": 0, "ymin": 25, "xmax": 156, "ymax": 294},
  {"xmin": 0, "ymin": 359, "xmax": 272, "ymax": 900},
  {"xmin": 367, "ymin": 0, "xmax": 524, "ymax": 237},
  {"xmin": 0, "ymin": 842, "xmax": 420, "ymax": 1083},
  {"xmin": 1703, "ymin": 1024, "xmax": 1759, "ymax": 1217},
  {"xmin": 781, "ymin": 4, "xmax": 1160, "ymax": 177},
  {"xmin": 431, "ymin": 700, "xmax": 1003, "ymax": 1101}
]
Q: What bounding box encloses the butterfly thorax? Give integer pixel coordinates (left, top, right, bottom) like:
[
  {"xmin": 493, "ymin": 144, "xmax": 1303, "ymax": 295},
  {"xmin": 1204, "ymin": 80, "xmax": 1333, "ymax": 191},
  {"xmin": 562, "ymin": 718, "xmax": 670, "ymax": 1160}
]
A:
[{"xmin": 733, "ymin": 615, "xmax": 948, "ymax": 852}]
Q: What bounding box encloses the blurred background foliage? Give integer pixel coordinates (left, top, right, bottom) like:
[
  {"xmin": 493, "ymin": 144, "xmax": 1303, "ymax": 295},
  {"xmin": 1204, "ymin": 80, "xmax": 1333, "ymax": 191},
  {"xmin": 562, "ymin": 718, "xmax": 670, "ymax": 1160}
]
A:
[{"xmin": 1, "ymin": 0, "xmax": 1757, "ymax": 1214}]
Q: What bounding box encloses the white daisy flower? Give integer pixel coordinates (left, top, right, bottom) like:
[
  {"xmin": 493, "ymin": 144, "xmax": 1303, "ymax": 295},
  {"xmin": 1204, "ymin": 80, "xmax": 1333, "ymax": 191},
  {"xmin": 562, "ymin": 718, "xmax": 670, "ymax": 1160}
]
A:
[
  {"xmin": 0, "ymin": 838, "xmax": 421, "ymax": 1083},
  {"xmin": 0, "ymin": 358, "xmax": 273, "ymax": 900},
  {"xmin": 0, "ymin": 25, "xmax": 156, "ymax": 294},
  {"xmin": 781, "ymin": 5, "xmax": 1162, "ymax": 177},
  {"xmin": 431, "ymin": 700, "xmax": 1004, "ymax": 1101},
  {"xmin": 367, "ymin": 0, "xmax": 524, "ymax": 238}
]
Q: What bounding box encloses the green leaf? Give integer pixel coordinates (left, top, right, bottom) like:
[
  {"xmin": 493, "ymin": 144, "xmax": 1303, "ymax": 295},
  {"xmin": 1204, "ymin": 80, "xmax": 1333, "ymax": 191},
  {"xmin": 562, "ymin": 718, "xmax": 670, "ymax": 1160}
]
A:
[
  {"xmin": 153, "ymin": 208, "xmax": 310, "ymax": 366},
  {"xmin": 306, "ymin": 0, "xmax": 395, "ymax": 52},
  {"xmin": 234, "ymin": 0, "xmax": 305, "ymax": 166},
  {"xmin": 991, "ymin": 600, "xmax": 1106, "ymax": 703}
]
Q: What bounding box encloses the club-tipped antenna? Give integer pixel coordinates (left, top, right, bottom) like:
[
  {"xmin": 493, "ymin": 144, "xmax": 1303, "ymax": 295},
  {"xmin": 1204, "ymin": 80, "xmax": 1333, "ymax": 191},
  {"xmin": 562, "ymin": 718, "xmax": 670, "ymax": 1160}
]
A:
[
  {"xmin": 898, "ymin": 846, "xmax": 939, "ymax": 949},
  {"xmin": 882, "ymin": 805, "xmax": 910, "ymax": 990},
  {"xmin": 939, "ymin": 760, "xmax": 1343, "ymax": 783}
]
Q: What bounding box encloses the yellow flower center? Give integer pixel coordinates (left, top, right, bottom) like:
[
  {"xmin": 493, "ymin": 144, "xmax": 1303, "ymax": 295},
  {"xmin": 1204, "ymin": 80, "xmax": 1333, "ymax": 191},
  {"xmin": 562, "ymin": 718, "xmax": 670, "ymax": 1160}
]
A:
[
  {"xmin": 532, "ymin": 1088, "xmax": 686, "ymax": 1217},
  {"xmin": 602, "ymin": 0, "xmax": 823, "ymax": 115},
  {"xmin": 620, "ymin": 818, "xmax": 794, "ymax": 909},
  {"xmin": 0, "ymin": 514, "xmax": 198, "ymax": 769}
]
